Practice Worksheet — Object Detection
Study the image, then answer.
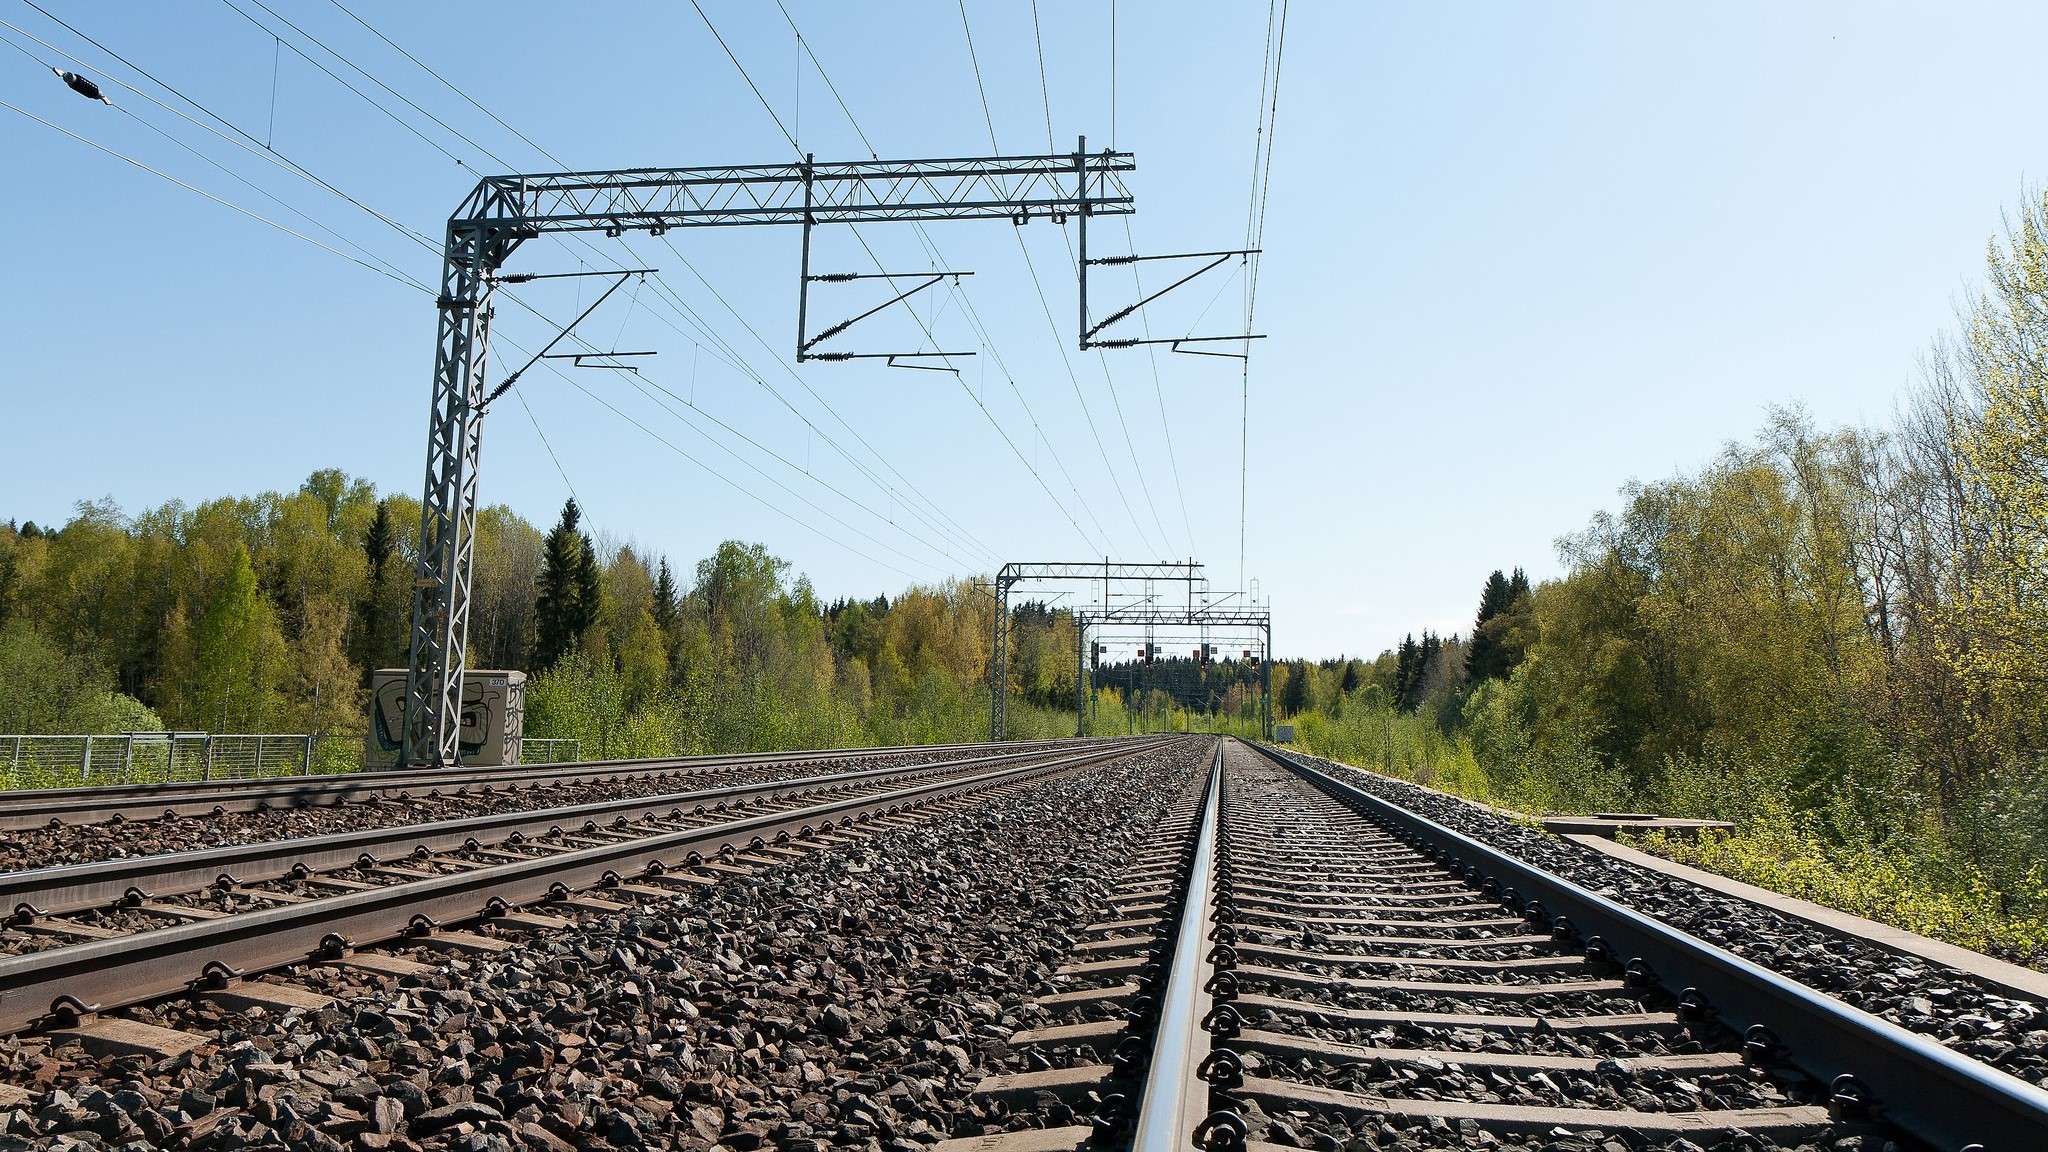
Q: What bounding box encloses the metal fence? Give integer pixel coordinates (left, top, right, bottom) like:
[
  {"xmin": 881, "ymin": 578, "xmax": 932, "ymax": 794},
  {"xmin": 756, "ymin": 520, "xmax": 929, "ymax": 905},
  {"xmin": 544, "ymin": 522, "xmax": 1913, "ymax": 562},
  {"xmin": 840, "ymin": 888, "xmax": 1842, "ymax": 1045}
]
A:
[
  {"xmin": 0, "ymin": 733, "xmax": 581, "ymax": 789},
  {"xmin": 519, "ymin": 738, "xmax": 582, "ymax": 765}
]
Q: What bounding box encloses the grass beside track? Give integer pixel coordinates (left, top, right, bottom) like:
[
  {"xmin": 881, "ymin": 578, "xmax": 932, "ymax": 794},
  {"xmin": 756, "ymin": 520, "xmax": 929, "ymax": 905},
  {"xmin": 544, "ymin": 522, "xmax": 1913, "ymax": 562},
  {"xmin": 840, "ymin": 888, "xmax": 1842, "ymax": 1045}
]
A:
[{"xmin": 1287, "ymin": 726, "xmax": 2048, "ymax": 972}]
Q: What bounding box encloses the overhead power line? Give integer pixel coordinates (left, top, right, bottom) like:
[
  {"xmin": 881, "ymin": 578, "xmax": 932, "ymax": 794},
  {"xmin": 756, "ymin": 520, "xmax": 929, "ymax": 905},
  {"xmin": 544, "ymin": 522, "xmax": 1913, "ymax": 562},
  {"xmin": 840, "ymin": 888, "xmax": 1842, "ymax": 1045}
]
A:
[
  {"xmin": 955, "ymin": 0, "xmax": 1175, "ymax": 559},
  {"xmin": 700, "ymin": 0, "xmax": 1121, "ymax": 558},
  {"xmin": 13, "ymin": 3, "xmax": 983, "ymax": 578},
  {"xmin": 298, "ymin": 0, "xmax": 998, "ymax": 568},
  {"xmin": 0, "ymin": 94, "xmax": 425, "ymax": 291},
  {"xmin": 767, "ymin": 0, "xmax": 1122, "ymax": 555},
  {"xmin": 275, "ymin": 0, "xmax": 1002, "ymax": 569}
]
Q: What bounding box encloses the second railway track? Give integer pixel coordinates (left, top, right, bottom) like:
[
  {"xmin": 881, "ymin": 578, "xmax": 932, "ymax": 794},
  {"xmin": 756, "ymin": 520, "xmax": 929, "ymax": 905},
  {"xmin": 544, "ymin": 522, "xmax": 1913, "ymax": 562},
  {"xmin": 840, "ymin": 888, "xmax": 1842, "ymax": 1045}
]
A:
[
  {"xmin": 0, "ymin": 741, "xmax": 1116, "ymax": 954},
  {"xmin": 0, "ymin": 737, "xmax": 1171, "ymax": 1041},
  {"xmin": 0, "ymin": 736, "xmax": 1082, "ymax": 831}
]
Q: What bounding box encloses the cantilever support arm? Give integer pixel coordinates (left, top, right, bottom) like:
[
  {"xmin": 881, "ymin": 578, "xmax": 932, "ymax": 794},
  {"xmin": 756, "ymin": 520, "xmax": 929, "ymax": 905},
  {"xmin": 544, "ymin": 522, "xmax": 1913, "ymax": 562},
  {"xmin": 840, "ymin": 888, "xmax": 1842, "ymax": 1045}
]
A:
[
  {"xmin": 1078, "ymin": 248, "xmax": 1263, "ymax": 351},
  {"xmin": 479, "ymin": 270, "xmax": 649, "ymax": 411},
  {"xmin": 798, "ymin": 271, "xmax": 973, "ymax": 360}
]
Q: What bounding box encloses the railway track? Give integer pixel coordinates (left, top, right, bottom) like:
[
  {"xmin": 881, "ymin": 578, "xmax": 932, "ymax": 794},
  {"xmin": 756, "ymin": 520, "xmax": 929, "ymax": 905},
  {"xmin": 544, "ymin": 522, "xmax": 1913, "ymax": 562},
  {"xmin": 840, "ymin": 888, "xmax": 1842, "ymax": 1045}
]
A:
[
  {"xmin": 0, "ymin": 736, "xmax": 1081, "ymax": 830},
  {"xmin": 0, "ymin": 742, "xmax": 1097, "ymax": 954},
  {"xmin": 947, "ymin": 739, "xmax": 2048, "ymax": 1152},
  {"xmin": 4, "ymin": 733, "xmax": 2044, "ymax": 1150},
  {"xmin": 0, "ymin": 737, "xmax": 1170, "ymax": 1045}
]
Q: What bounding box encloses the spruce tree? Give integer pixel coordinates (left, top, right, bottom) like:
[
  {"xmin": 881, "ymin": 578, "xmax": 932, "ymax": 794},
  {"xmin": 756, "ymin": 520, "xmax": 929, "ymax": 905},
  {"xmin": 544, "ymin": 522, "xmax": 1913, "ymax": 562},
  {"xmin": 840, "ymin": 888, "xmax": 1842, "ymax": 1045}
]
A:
[
  {"xmin": 1466, "ymin": 570, "xmax": 1515, "ymax": 683},
  {"xmin": 351, "ymin": 501, "xmax": 399, "ymax": 683},
  {"xmin": 531, "ymin": 499, "xmax": 590, "ymax": 671},
  {"xmin": 1393, "ymin": 634, "xmax": 1419, "ymax": 711},
  {"xmin": 573, "ymin": 526, "xmax": 603, "ymax": 639},
  {"xmin": 362, "ymin": 501, "xmax": 394, "ymax": 578},
  {"xmin": 1469, "ymin": 568, "xmax": 1535, "ymax": 684},
  {"xmin": 1278, "ymin": 660, "xmax": 1311, "ymax": 717},
  {"xmin": 652, "ymin": 558, "xmax": 679, "ymax": 636}
]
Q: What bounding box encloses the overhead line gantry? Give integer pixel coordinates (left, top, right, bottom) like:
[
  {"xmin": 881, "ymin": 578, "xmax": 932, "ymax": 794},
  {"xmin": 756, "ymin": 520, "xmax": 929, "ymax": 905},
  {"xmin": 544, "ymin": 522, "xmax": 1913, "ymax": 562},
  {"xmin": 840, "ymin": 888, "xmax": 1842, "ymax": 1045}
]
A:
[
  {"xmin": 987, "ymin": 560, "xmax": 1270, "ymax": 742},
  {"xmin": 402, "ymin": 146, "xmax": 1138, "ymax": 767}
]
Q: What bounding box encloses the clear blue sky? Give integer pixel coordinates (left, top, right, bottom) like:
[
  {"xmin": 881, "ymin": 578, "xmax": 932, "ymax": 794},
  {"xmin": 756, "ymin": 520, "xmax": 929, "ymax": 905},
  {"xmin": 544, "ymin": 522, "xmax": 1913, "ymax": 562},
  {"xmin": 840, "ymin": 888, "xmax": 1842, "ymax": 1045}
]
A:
[{"xmin": 3, "ymin": 2, "xmax": 2044, "ymax": 659}]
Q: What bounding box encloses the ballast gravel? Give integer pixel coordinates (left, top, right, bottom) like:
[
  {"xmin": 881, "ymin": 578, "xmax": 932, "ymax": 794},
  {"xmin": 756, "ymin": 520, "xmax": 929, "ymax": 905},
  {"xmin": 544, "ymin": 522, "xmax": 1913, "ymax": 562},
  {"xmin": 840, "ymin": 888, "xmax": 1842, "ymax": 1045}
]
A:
[
  {"xmin": 1219, "ymin": 753, "xmax": 1854, "ymax": 1152},
  {"xmin": 0, "ymin": 749, "xmax": 970, "ymax": 872},
  {"xmin": 0, "ymin": 738, "xmax": 1207, "ymax": 1152},
  {"xmin": 1272, "ymin": 747, "xmax": 2048, "ymax": 1094}
]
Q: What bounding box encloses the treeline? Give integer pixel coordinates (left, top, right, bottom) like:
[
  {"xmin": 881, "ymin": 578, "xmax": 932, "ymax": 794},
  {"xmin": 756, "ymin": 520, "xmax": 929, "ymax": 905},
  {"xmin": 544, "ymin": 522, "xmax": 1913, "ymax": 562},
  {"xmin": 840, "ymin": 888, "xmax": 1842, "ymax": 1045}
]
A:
[
  {"xmin": 0, "ymin": 483, "xmax": 1099, "ymax": 752},
  {"xmin": 1279, "ymin": 191, "xmax": 2048, "ymax": 959}
]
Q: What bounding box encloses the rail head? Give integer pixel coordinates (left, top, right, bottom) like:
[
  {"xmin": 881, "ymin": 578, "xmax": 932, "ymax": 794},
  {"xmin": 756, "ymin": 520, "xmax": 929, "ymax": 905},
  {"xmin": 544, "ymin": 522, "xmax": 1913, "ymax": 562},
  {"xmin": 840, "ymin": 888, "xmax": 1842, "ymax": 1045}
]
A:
[
  {"xmin": 1130, "ymin": 742, "xmax": 1229, "ymax": 1152},
  {"xmin": 1251, "ymin": 741, "xmax": 2048, "ymax": 1152}
]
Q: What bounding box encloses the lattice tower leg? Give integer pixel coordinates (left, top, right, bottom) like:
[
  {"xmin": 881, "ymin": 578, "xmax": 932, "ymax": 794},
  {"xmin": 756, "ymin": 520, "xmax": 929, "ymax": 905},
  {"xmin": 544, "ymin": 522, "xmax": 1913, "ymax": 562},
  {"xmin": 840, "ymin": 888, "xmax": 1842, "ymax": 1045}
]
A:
[{"xmin": 402, "ymin": 233, "xmax": 495, "ymax": 767}]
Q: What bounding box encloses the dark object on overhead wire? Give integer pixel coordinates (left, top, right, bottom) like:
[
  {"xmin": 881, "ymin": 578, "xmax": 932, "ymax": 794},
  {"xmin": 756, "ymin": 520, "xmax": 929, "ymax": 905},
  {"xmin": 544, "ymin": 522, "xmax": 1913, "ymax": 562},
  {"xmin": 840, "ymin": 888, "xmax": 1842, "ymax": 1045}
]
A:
[{"xmin": 53, "ymin": 69, "xmax": 113, "ymax": 104}]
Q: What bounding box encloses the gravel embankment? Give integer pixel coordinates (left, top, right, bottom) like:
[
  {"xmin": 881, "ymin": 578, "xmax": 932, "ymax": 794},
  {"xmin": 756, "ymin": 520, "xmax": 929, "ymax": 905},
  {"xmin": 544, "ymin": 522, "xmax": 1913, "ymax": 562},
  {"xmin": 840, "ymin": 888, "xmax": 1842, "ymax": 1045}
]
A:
[
  {"xmin": 0, "ymin": 739, "xmax": 1207, "ymax": 1151},
  {"xmin": 1273, "ymin": 746, "xmax": 2048, "ymax": 1093}
]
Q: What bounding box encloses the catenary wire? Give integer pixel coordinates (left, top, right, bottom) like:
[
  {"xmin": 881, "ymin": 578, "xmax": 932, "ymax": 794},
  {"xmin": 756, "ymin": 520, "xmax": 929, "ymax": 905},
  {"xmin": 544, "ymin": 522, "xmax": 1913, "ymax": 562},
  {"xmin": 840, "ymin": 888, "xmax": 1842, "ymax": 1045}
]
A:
[
  {"xmin": 769, "ymin": 0, "xmax": 1117, "ymax": 552},
  {"xmin": 720, "ymin": 1, "xmax": 1098, "ymax": 558},
  {"xmin": 955, "ymin": 0, "xmax": 1173, "ymax": 558},
  {"xmin": 217, "ymin": 0, "xmax": 469, "ymax": 169},
  {"xmin": 0, "ymin": 96, "xmax": 424, "ymax": 292},
  {"xmin": 0, "ymin": 29, "xmax": 433, "ymax": 291},
  {"xmin": 299, "ymin": 7, "xmax": 1003, "ymax": 569},
  {"xmin": 1022, "ymin": 0, "xmax": 1195, "ymax": 556},
  {"xmin": 13, "ymin": 6, "xmax": 970, "ymax": 580},
  {"xmin": 323, "ymin": 0, "xmax": 572, "ymax": 170},
  {"xmin": 240, "ymin": 0, "xmax": 1003, "ymax": 569},
  {"xmin": 695, "ymin": 0, "xmax": 1117, "ymax": 557},
  {"xmin": 9, "ymin": 5, "xmax": 439, "ymax": 253}
]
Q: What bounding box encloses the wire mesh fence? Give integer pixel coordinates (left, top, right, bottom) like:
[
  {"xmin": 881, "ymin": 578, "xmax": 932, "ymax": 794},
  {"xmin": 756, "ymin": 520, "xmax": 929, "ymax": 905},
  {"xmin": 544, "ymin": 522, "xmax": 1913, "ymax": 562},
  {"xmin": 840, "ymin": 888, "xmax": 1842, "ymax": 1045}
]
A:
[
  {"xmin": 0, "ymin": 734, "xmax": 581, "ymax": 790},
  {"xmin": 518, "ymin": 739, "xmax": 582, "ymax": 765}
]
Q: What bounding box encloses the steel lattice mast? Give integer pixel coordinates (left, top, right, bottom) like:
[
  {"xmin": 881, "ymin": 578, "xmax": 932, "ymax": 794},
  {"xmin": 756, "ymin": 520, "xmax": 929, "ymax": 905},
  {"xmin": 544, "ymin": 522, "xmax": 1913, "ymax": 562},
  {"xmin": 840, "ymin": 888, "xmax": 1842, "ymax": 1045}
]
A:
[{"xmin": 404, "ymin": 148, "xmax": 1135, "ymax": 766}]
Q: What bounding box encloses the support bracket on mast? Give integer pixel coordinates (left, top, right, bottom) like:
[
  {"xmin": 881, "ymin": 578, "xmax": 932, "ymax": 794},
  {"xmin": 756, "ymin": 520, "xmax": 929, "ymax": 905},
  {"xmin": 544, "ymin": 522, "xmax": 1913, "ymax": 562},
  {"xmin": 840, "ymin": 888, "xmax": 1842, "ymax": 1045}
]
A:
[
  {"xmin": 796, "ymin": 269, "xmax": 977, "ymax": 363},
  {"xmin": 1077, "ymin": 247, "xmax": 1265, "ymax": 352}
]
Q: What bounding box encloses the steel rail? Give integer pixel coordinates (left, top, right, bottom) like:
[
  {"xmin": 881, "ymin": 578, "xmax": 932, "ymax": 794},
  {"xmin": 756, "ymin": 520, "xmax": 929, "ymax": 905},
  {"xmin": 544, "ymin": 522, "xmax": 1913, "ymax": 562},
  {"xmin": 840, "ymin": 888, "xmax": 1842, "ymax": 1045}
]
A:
[
  {"xmin": 0, "ymin": 737, "xmax": 1081, "ymax": 830},
  {"xmin": 0, "ymin": 743, "xmax": 1082, "ymax": 919},
  {"xmin": 0, "ymin": 738, "xmax": 1176, "ymax": 1038},
  {"xmin": 1129, "ymin": 743, "xmax": 1223, "ymax": 1151},
  {"xmin": 1254, "ymin": 742, "xmax": 2048, "ymax": 1152}
]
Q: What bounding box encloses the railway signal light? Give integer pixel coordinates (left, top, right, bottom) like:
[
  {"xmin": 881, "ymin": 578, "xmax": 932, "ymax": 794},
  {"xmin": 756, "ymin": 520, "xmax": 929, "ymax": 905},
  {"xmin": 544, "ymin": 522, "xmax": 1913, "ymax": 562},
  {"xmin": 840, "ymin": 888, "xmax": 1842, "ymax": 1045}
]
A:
[{"xmin": 1091, "ymin": 641, "xmax": 1102, "ymax": 669}]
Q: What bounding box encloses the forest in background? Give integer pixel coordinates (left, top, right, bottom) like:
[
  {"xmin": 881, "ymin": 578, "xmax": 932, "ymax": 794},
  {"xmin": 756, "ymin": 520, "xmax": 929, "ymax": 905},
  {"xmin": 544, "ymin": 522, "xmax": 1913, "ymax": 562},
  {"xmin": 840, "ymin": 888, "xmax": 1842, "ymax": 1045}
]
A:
[
  {"xmin": 0, "ymin": 480, "xmax": 1265, "ymax": 761},
  {"xmin": 1269, "ymin": 191, "xmax": 2048, "ymax": 963}
]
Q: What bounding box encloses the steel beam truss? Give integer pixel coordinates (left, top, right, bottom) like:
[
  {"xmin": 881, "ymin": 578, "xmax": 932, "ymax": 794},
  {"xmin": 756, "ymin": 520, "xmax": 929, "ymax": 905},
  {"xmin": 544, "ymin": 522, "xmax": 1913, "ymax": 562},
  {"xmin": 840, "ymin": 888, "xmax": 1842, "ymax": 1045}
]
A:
[
  {"xmin": 989, "ymin": 560, "xmax": 1206, "ymax": 742},
  {"xmin": 404, "ymin": 150, "xmax": 1135, "ymax": 767},
  {"xmin": 1074, "ymin": 606, "xmax": 1273, "ymax": 741}
]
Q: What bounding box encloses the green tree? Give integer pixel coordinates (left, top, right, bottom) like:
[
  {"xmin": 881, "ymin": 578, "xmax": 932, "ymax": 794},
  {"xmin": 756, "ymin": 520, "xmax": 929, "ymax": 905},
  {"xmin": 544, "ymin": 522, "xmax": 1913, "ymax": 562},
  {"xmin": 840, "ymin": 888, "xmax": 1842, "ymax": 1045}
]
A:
[
  {"xmin": 1948, "ymin": 188, "xmax": 2048, "ymax": 746},
  {"xmin": 1467, "ymin": 568, "xmax": 1533, "ymax": 684},
  {"xmin": 653, "ymin": 558, "xmax": 680, "ymax": 637},
  {"xmin": 181, "ymin": 543, "xmax": 286, "ymax": 731},
  {"xmin": 1278, "ymin": 660, "xmax": 1311, "ymax": 717},
  {"xmin": 0, "ymin": 622, "xmax": 161, "ymax": 733},
  {"xmin": 531, "ymin": 500, "xmax": 597, "ymax": 671},
  {"xmin": 349, "ymin": 500, "xmax": 408, "ymax": 681}
]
